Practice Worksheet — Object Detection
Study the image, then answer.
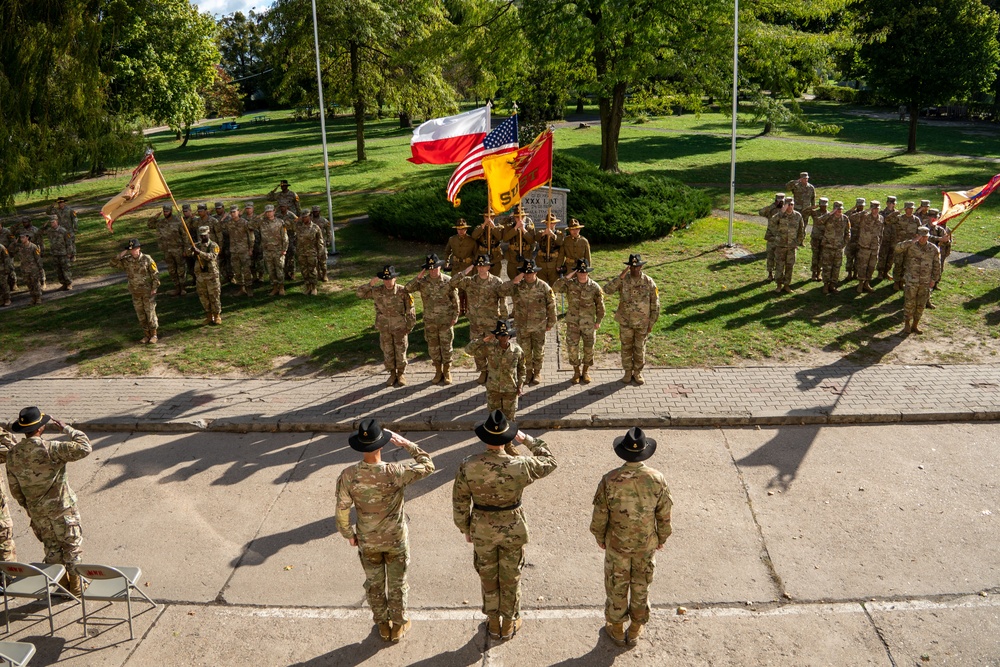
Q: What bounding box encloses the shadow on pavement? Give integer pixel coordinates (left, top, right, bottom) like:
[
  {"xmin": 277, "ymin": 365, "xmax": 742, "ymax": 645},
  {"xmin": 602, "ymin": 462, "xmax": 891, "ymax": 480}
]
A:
[
  {"xmin": 735, "ymin": 422, "xmax": 823, "ymax": 493},
  {"xmin": 547, "ymin": 631, "xmax": 626, "ymax": 666},
  {"xmin": 287, "ymin": 627, "xmax": 387, "ymax": 666}
]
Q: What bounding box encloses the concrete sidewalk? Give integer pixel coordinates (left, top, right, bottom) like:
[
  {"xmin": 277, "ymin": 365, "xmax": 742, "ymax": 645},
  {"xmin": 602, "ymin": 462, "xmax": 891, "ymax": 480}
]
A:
[{"xmin": 2, "ymin": 358, "xmax": 1000, "ymax": 432}]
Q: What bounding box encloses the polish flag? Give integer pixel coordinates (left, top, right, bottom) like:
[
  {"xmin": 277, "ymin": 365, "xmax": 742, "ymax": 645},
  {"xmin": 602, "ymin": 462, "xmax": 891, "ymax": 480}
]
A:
[{"xmin": 408, "ymin": 105, "xmax": 491, "ymax": 165}]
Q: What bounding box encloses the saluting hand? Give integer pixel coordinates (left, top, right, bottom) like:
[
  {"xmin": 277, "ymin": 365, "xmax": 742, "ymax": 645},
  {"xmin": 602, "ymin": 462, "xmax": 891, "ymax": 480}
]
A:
[
  {"xmin": 50, "ymin": 417, "xmax": 65, "ymax": 429},
  {"xmin": 369, "ymin": 277, "xmax": 379, "ymax": 286}
]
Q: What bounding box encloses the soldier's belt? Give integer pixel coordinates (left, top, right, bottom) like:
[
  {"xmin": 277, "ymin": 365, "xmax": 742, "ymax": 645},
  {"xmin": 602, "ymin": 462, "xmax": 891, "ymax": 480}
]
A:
[{"xmin": 473, "ymin": 501, "xmax": 522, "ymax": 512}]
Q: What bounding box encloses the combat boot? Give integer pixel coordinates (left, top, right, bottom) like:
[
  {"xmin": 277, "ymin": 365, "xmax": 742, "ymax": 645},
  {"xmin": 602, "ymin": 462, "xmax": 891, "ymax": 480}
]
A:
[
  {"xmin": 857, "ymin": 282, "xmax": 865, "ymax": 294},
  {"xmin": 477, "ymin": 370, "xmax": 488, "ymax": 385},
  {"xmin": 811, "ymin": 272, "xmax": 819, "ymax": 281},
  {"xmin": 822, "ymin": 283, "xmax": 830, "ymax": 295},
  {"xmin": 620, "ymin": 371, "xmax": 632, "ymax": 384},
  {"xmin": 571, "ymin": 366, "xmax": 581, "ymax": 384},
  {"xmin": 238, "ymin": 286, "xmax": 248, "ymax": 296},
  {"xmin": 396, "ymin": 371, "xmax": 408, "ymax": 386},
  {"xmin": 140, "ymin": 332, "xmax": 150, "ymax": 344},
  {"xmin": 782, "ymin": 285, "xmax": 794, "ymax": 294},
  {"xmin": 627, "ymin": 622, "xmax": 645, "ymax": 644},
  {"xmin": 500, "ymin": 617, "xmax": 522, "ymax": 640},
  {"xmin": 432, "ymin": 362, "xmax": 443, "ymax": 384},
  {"xmin": 213, "ymin": 313, "xmax": 222, "ymax": 325},
  {"xmin": 377, "ymin": 622, "xmax": 392, "ymax": 641},
  {"xmin": 269, "ymin": 285, "xmax": 279, "ymax": 296},
  {"xmin": 901, "ymin": 318, "xmax": 912, "ymax": 335},
  {"xmin": 604, "ymin": 622, "xmax": 626, "ymax": 646},
  {"xmin": 925, "ymin": 299, "xmax": 935, "ymax": 310},
  {"xmin": 487, "ymin": 615, "xmax": 502, "ymax": 639},
  {"xmin": 442, "ymin": 364, "xmax": 452, "ymax": 385},
  {"xmin": 774, "ymin": 284, "xmax": 783, "ymax": 294},
  {"xmin": 390, "ymin": 619, "xmax": 411, "ymax": 642},
  {"xmin": 386, "ymin": 372, "xmax": 396, "ymax": 387},
  {"xmin": 529, "ymin": 369, "xmax": 541, "ymax": 386},
  {"xmin": 633, "ymin": 370, "xmax": 646, "ymax": 386},
  {"xmin": 278, "ymin": 286, "xmax": 286, "ymax": 296},
  {"xmin": 148, "ymin": 330, "xmax": 158, "ymax": 344},
  {"xmin": 863, "ymin": 281, "xmax": 874, "ymax": 293},
  {"xmin": 31, "ymin": 296, "xmax": 40, "ymax": 305},
  {"xmin": 912, "ymin": 317, "xmax": 924, "ymax": 334},
  {"xmin": 2, "ymin": 299, "xmax": 11, "ymax": 307},
  {"xmin": 204, "ymin": 315, "xmax": 214, "ymax": 324},
  {"xmin": 581, "ymin": 365, "xmax": 592, "ymax": 384},
  {"xmin": 767, "ymin": 271, "xmax": 774, "ymax": 282},
  {"xmin": 829, "ymin": 284, "xmax": 840, "ymax": 294},
  {"xmin": 173, "ymin": 287, "xmax": 182, "ymax": 297},
  {"xmin": 67, "ymin": 572, "xmax": 85, "ymax": 598},
  {"xmin": 246, "ymin": 287, "xmax": 254, "ymax": 298},
  {"xmin": 893, "ymin": 281, "xmax": 902, "ymax": 292}
]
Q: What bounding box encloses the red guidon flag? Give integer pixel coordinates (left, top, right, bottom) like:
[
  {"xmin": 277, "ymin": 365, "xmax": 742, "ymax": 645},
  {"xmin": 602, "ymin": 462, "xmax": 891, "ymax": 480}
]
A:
[
  {"xmin": 408, "ymin": 106, "xmax": 490, "ymax": 165},
  {"xmin": 940, "ymin": 174, "xmax": 1000, "ymax": 224},
  {"xmin": 101, "ymin": 153, "xmax": 172, "ymax": 231},
  {"xmin": 514, "ymin": 128, "xmax": 554, "ymax": 197}
]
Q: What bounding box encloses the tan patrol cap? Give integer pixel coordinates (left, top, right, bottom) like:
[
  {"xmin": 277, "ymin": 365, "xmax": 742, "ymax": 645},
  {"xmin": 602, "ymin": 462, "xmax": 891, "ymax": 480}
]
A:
[
  {"xmin": 799, "ymin": 172, "xmax": 809, "ymax": 178},
  {"xmin": 833, "ymin": 201, "xmax": 844, "ymax": 210}
]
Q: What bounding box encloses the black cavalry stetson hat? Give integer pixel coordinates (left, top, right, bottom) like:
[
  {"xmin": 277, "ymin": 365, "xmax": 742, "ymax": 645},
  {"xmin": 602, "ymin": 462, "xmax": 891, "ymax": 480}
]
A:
[
  {"xmin": 421, "ymin": 253, "xmax": 445, "ymax": 269},
  {"xmin": 573, "ymin": 258, "xmax": 592, "ymax": 273},
  {"xmin": 624, "ymin": 253, "xmax": 646, "ymax": 267},
  {"xmin": 473, "ymin": 254, "xmax": 493, "ymax": 267},
  {"xmin": 348, "ymin": 418, "xmax": 392, "ymax": 452},
  {"xmin": 376, "ymin": 265, "xmax": 399, "ymax": 279},
  {"xmin": 10, "ymin": 406, "xmax": 51, "ymax": 434},
  {"xmin": 475, "ymin": 410, "xmax": 519, "ymax": 446},
  {"xmin": 126, "ymin": 238, "xmax": 141, "ymax": 250},
  {"xmin": 518, "ymin": 258, "xmax": 538, "ymax": 274},
  {"xmin": 490, "ymin": 319, "xmax": 515, "ymax": 337},
  {"xmin": 613, "ymin": 426, "xmax": 657, "ymax": 462}
]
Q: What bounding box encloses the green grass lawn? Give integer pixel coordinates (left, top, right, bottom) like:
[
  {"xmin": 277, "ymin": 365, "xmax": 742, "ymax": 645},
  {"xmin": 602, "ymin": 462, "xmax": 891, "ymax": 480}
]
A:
[{"xmin": 4, "ymin": 101, "xmax": 1000, "ymax": 375}]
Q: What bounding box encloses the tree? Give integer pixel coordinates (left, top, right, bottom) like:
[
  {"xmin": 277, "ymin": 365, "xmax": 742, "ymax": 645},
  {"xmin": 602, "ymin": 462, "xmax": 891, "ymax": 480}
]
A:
[
  {"xmin": 217, "ymin": 10, "xmax": 269, "ymax": 104},
  {"xmin": 851, "ymin": 0, "xmax": 1000, "ymax": 152},
  {"xmin": 203, "ymin": 65, "xmax": 244, "ymax": 118}
]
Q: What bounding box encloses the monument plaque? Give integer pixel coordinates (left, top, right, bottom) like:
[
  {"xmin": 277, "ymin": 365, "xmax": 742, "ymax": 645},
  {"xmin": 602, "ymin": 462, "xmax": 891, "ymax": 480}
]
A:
[{"xmin": 498, "ymin": 187, "xmax": 570, "ymax": 228}]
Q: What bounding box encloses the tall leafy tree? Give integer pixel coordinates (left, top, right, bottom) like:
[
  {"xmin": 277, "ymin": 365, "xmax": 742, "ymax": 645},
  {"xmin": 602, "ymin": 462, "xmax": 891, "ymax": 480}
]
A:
[
  {"xmin": 851, "ymin": 0, "xmax": 1000, "ymax": 152},
  {"xmin": 217, "ymin": 10, "xmax": 269, "ymax": 103}
]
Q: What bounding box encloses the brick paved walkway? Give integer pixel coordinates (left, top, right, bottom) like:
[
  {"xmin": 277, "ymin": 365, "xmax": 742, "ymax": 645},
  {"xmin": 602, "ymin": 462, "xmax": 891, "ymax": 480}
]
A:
[{"xmin": 2, "ymin": 326, "xmax": 998, "ymax": 432}]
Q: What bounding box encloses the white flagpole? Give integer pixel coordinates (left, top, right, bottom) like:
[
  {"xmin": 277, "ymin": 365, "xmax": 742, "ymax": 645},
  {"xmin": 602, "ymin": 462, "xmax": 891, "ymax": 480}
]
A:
[
  {"xmin": 312, "ymin": 0, "xmax": 336, "ymax": 254},
  {"xmin": 727, "ymin": 0, "xmax": 739, "ymax": 248}
]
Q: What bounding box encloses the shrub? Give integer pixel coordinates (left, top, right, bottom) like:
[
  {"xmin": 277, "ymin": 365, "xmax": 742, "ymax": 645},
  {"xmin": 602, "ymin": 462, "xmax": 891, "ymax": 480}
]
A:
[
  {"xmin": 813, "ymin": 84, "xmax": 858, "ymax": 103},
  {"xmin": 369, "ymin": 153, "xmax": 712, "ymax": 245}
]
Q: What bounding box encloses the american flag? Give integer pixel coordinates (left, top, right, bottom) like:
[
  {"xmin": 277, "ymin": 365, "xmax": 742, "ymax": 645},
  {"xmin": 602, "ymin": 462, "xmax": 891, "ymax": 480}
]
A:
[{"xmin": 447, "ymin": 115, "xmax": 519, "ymax": 205}]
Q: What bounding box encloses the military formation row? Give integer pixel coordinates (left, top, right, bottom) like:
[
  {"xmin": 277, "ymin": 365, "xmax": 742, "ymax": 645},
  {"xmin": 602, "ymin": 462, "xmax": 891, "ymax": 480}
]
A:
[
  {"xmin": 761, "ymin": 172, "xmax": 946, "ymax": 335},
  {"xmin": 336, "ymin": 411, "xmax": 672, "ymax": 644},
  {"xmin": 0, "ymin": 199, "xmax": 79, "ymax": 306}
]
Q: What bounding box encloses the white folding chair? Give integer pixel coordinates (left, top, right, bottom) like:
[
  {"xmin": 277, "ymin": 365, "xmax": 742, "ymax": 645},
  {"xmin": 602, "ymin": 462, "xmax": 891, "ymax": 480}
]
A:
[
  {"xmin": 0, "ymin": 562, "xmax": 76, "ymax": 635},
  {"xmin": 77, "ymin": 564, "xmax": 157, "ymax": 640},
  {"xmin": 0, "ymin": 640, "xmax": 35, "ymax": 666}
]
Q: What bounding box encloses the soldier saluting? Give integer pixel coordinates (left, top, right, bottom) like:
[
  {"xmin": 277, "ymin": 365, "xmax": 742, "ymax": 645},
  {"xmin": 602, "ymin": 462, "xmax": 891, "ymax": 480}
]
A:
[{"xmin": 110, "ymin": 238, "xmax": 160, "ymax": 344}]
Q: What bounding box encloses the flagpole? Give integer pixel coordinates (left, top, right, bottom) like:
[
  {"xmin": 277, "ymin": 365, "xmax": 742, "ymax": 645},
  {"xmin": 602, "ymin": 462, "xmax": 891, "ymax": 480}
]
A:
[
  {"xmin": 948, "ymin": 208, "xmax": 977, "ymax": 234},
  {"xmin": 152, "ymin": 159, "xmax": 197, "ymax": 248},
  {"xmin": 311, "ymin": 0, "xmax": 336, "ymax": 254},
  {"xmin": 727, "ymin": 0, "xmax": 739, "ymax": 248}
]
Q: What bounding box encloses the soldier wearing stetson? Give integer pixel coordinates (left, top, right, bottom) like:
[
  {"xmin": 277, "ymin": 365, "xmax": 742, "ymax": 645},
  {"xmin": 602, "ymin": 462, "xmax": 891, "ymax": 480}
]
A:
[
  {"xmin": 591, "ymin": 427, "xmax": 673, "ymax": 646},
  {"xmin": 604, "ymin": 254, "xmax": 660, "ymax": 385},
  {"xmin": 444, "ymin": 218, "xmax": 477, "ymax": 314},
  {"xmin": 535, "ymin": 211, "xmax": 563, "ymax": 286},
  {"xmin": 553, "ymin": 259, "xmax": 606, "ymax": 384},
  {"xmin": 110, "ymin": 238, "xmax": 160, "ymax": 344},
  {"xmin": 454, "ymin": 256, "xmax": 509, "ymax": 384},
  {"xmin": 4, "ymin": 406, "xmax": 92, "ymax": 597},
  {"xmin": 558, "ymin": 218, "xmax": 591, "ymax": 273},
  {"xmin": 405, "ymin": 254, "xmax": 459, "ymax": 385},
  {"xmin": 357, "ymin": 265, "xmax": 417, "ymax": 386},
  {"xmin": 502, "ymin": 207, "xmax": 536, "ymax": 281},
  {"xmin": 268, "ymin": 178, "xmax": 301, "ymax": 215},
  {"xmin": 336, "ymin": 419, "xmax": 434, "ymax": 643},
  {"xmin": 499, "ymin": 258, "xmax": 556, "ymax": 386},
  {"xmin": 452, "ymin": 410, "xmax": 557, "ymax": 640},
  {"xmin": 482, "ymin": 320, "xmax": 526, "ymax": 421}
]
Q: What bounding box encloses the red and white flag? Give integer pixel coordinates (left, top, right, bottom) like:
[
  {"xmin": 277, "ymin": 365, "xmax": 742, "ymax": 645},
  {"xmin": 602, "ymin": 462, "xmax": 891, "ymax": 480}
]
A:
[
  {"xmin": 940, "ymin": 174, "xmax": 1000, "ymax": 224},
  {"xmin": 408, "ymin": 106, "xmax": 491, "ymax": 165}
]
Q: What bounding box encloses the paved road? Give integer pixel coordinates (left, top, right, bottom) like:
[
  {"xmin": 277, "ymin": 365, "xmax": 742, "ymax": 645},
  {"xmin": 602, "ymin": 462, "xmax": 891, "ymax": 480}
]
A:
[{"xmin": 1, "ymin": 425, "xmax": 997, "ymax": 665}]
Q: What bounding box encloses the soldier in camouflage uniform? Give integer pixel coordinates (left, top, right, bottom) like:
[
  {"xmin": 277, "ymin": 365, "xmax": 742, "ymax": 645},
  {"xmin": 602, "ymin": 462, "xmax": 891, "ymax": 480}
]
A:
[
  {"xmin": 807, "ymin": 197, "xmax": 829, "ymax": 280},
  {"xmin": 110, "ymin": 238, "xmax": 160, "ymax": 344},
  {"xmin": 892, "ymin": 202, "xmax": 922, "ymax": 291},
  {"xmin": 245, "ymin": 202, "xmax": 265, "ymax": 285},
  {"xmin": 771, "ymin": 199, "xmax": 804, "ymax": 294},
  {"xmin": 357, "ymin": 265, "xmax": 417, "ymax": 387},
  {"xmin": 268, "ymin": 179, "xmax": 301, "ymax": 215},
  {"xmin": 844, "ymin": 197, "xmax": 866, "ymax": 280},
  {"xmin": 308, "ymin": 206, "xmax": 331, "ymax": 282},
  {"xmin": 213, "ymin": 202, "xmax": 233, "ymax": 284},
  {"xmin": 50, "ymin": 197, "xmax": 79, "ymax": 235},
  {"xmin": 453, "ymin": 256, "xmax": 509, "ymax": 384},
  {"xmin": 147, "ymin": 204, "xmax": 188, "ymax": 296},
  {"xmin": 471, "ymin": 213, "xmax": 504, "ymax": 277},
  {"xmin": 502, "ymin": 208, "xmax": 536, "ymax": 281},
  {"xmin": 535, "ymin": 212, "xmax": 563, "ymax": 286},
  {"xmin": 558, "ymin": 218, "xmax": 591, "ymax": 274},
  {"xmin": 591, "ymin": 427, "xmax": 673, "ymax": 646},
  {"xmin": 915, "ymin": 199, "xmax": 932, "ymax": 224},
  {"xmin": 553, "ymin": 259, "xmax": 606, "ymax": 384},
  {"xmin": 180, "ymin": 204, "xmax": 199, "ymax": 290},
  {"xmin": 820, "ymin": 202, "xmax": 851, "ymax": 295},
  {"xmin": 760, "ymin": 192, "xmax": 785, "ymax": 281},
  {"xmin": 924, "ymin": 209, "xmax": 950, "ymax": 310},
  {"xmin": 17, "ymin": 232, "xmax": 44, "ymax": 305},
  {"xmin": 482, "ymin": 320, "xmax": 526, "ymax": 421},
  {"xmin": 5, "ymin": 406, "xmax": 92, "ymax": 597},
  {"xmin": 876, "ymin": 196, "xmax": 900, "ymax": 281},
  {"xmin": 444, "ymin": 219, "xmax": 477, "ymax": 315},
  {"xmin": 452, "ymin": 410, "xmax": 557, "ymax": 640},
  {"xmin": 19, "ymin": 217, "xmax": 44, "ymax": 251},
  {"xmin": 254, "ymin": 205, "xmax": 289, "ymax": 296},
  {"xmin": 0, "ymin": 219, "xmax": 17, "ymax": 250},
  {"xmin": 336, "ymin": 419, "xmax": 435, "ymax": 642},
  {"xmin": 277, "ymin": 203, "xmax": 297, "ymax": 281},
  {"xmin": 44, "ymin": 216, "xmax": 75, "ymax": 290},
  {"xmin": 499, "ymin": 259, "xmax": 556, "ymax": 386},
  {"xmin": 785, "ymin": 172, "xmax": 815, "ymax": 213},
  {"xmin": 0, "ymin": 241, "xmax": 13, "ymax": 307},
  {"xmin": 192, "ymin": 226, "xmax": 222, "ymax": 325},
  {"xmin": 227, "ymin": 204, "xmax": 256, "ymax": 297},
  {"xmin": 406, "ymin": 254, "xmax": 459, "ymax": 385},
  {"xmin": 854, "ymin": 201, "xmax": 884, "ymax": 293},
  {"xmin": 896, "ymin": 226, "xmax": 941, "ymax": 335},
  {"xmin": 295, "ymin": 213, "xmax": 325, "ymax": 295},
  {"xmin": 0, "ymin": 425, "xmax": 18, "ymax": 561},
  {"xmin": 605, "ymin": 254, "xmax": 660, "ymax": 385}
]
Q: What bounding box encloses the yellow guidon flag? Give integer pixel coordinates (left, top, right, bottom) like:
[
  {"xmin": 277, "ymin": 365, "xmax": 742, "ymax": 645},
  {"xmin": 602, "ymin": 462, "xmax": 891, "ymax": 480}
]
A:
[
  {"xmin": 101, "ymin": 153, "xmax": 172, "ymax": 231},
  {"xmin": 481, "ymin": 151, "xmax": 521, "ymax": 214}
]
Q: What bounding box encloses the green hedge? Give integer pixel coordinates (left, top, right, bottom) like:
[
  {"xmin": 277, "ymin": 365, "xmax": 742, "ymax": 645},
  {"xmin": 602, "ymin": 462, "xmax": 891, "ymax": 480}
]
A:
[
  {"xmin": 369, "ymin": 153, "xmax": 711, "ymax": 244},
  {"xmin": 813, "ymin": 84, "xmax": 859, "ymax": 103}
]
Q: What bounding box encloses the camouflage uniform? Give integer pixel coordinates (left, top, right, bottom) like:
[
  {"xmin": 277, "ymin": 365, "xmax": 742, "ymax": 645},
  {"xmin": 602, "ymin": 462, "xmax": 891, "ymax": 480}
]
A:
[
  {"xmin": 845, "ymin": 204, "xmax": 866, "ymax": 278},
  {"xmin": 0, "ymin": 243, "xmax": 14, "ymax": 306},
  {"xmin": 498, "ymin": 278, "xmax": 556, "ymax": 383},
  {"xmin": 213, "ymin": 205, "xmax": 233, "ymax": 284},
  {"xmin": 772, "ymin": 208, "xmax": 804, "ymax": 292},
  {"xmin": 109, "ymin": 249, "xmax": 160, "ymax": 338},
  {"xmin": 405, "ymin": 273, "xmax": 459, "ymax": 368},
  {"xmin": 336, "ymin": 441, "xmax": 434, "ymax": 625},
  {"xmin": 892, "ymin": 212, "xmax": 923, "ymax": 287},
  {"xmin": 452, "ymin": 433, "xmax": 557, "ymax": 623},
  {"xmin": 270, "ymin": 188, "xmax": 301, "ymax": 215},
  {"xmin": 471, "ymin": 219, "xmax": 504, "ymax": 277},
  {"xmin": 45, "ymin": 223, "xmax": 75, "ymax": 289},
  {"xmin": 535, "ymin": 225, "xmax": 564, "ymax": 286},
  {"xmin": 254, "ymin": 214, "xmax": 289, "ymax": 292},
  {"xmin": 806, "ymin": 204, "xmax": 829, "ymax": 278},
  {"xmin": 17, "ymin": 239, "xmax": 44, "ymax": 304},
  {"xmin": 820, "ymin": 210, "xmax": 851, "ymax": 291},
  {"xmin": 759, "ymin": 197, "xmax": 784, "ymax": 277},
  {"xmin": 53, "ymin": 205, "xmax": 78, "ymax": 235},
  {"xmin": 553, "ymin": 275, "xmax": 606, "ymax": 371},
  {"xmin": 896, "ymin": 237, "xmax": 941, "ymax": 331},
  {"xmin": 854, "ymin": 208, "xmax": 885, "ymax": 287},
  {"xmin": 227, "ymin": 211, "xmax": 256, "ymax": 293},
  {"xmin": 295, "ymin": 218, "xmax": 325, "ymax": 294},
  {"xmin": 591, "ymin": 462, "xmax": 673, "ymax": 626},
  {"xmin": 785, "ymin": 178, "xmax": 815, "ymax": 212},
  {"xmin": 356, "ymin": 283, "xmax": 416, "ymax": 378},
  {"xmin": 929, "ymin": 221, "xmax": 952, "ymax": 272},
  {"xmin": 484, "ymin": 338, "xmax": 526, "ymax": 421},
  {"xmin": 0, "ymin": 427, "xmax": 17, "ymax": 560},
  {"xmin": 502, "ymin": 218, "xmax": 536, "ymax": 281},
  {"xmin": 278, "ymin": 209, "xmax": 298, "ymax": 280},
  {"xmin": 877, "ymin": 204, "xmax": 902, "ymax": 279},
  {"xmin": 5, "ymin": 423, "xmax": 92, "ymax": 573},
  {"xmin": 147, "ymin": 212, "xmax": 188, "ymax": 294},
  {"xmin": 604, "ymin": 271, "xmax": 660, "ymax": 380},
  {"xmin": 193, "ymin": 238, "xmax": 222, "ymax": 322},
  {"xmin": 453, "ymin": 272, "xmax": 509, "ymax": 373},
  {"xmin": 0, "ymin": 224, "xmax": 17, "ymax": 250},
  {"xmin": 309, "ymin": 212, "xmax": 331, "ymax": 281}
]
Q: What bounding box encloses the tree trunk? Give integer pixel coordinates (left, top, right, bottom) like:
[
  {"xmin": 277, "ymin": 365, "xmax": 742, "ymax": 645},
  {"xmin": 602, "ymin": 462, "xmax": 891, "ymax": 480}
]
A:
[
  {"xmin": 350, "ymin": 40, "xmax": 367, "ymax": 162},
  {"xmin": 762, "ymin": 119, "xmax": 774, "ymax": 136},
  {"xmin": 598, "ymin": 82, "xmax": 626, "ymax": 172},
  {"xmin": 907, "ymin": 102, "xmax": 918, "ymax": 153},
  {"xmin": 576, "ymin": 95, "xmax": 585, "ymax": 114},
  {"xmin": 399, "ymin": 111, "xmax": 412, "ymax": 129},
  {"xmin": 180, "ymin": 123, "xmax": 192, "ymax": 148}
]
